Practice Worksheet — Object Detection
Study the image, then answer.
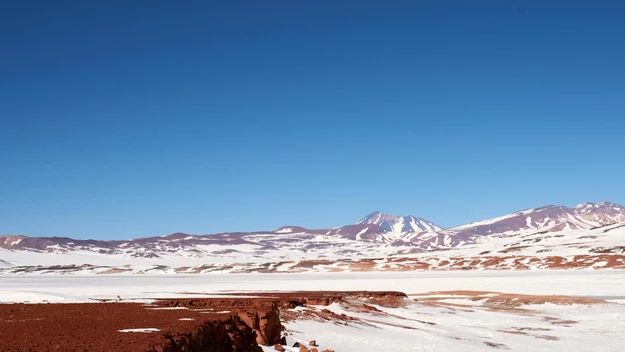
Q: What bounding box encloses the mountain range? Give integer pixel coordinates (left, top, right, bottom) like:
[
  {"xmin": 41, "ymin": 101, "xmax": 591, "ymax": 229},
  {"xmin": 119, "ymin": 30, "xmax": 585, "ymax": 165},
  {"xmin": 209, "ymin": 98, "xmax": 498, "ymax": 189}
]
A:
[{"xmin": 0, "ymin": 202, "xmax": 625, "ymax": 259}]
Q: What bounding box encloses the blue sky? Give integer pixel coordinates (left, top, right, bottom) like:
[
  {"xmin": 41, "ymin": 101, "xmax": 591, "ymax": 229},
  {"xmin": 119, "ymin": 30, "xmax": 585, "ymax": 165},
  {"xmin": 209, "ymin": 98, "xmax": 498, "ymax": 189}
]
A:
[{"xmin": 1, "ymin": 1, "xmax": 624, "ymax": 239}]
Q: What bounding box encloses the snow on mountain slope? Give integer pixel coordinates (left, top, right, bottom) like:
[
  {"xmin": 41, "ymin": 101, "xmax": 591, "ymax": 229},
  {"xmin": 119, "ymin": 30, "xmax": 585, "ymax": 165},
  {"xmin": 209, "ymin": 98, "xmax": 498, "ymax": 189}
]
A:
[
  {"xmin": 355, "ymin": 211, "xmax": 442, "ymax": 241},
  {"xmin": 400, "ymin": 221, "xmax": 625, "ymax": 259},
  {"xmin": 450, "ymin": 201, "xmax": 625, "ymax": 234},
  {"xmin": 1, "ymin": 201, "xmax": 624, "ymax": 275},
  {"xmin": 274, "ymin": 223, "xmax": 391, "ymax": 242},
  {"xmin": 2, "ymin": 222, "xmax": 625, "ymax": 274},
  {"xmin": 0, "ymin": 225, "xmax": 410, "ymax": 270},
  {"xmin": 434, "ymin": 201, "xmax": 625, "ymax": 248},
  {"xmin": 0, "ymin": 235, "xmax": 26, "ymax": 248},
  {"xmin": 356, "ymin": 211, "xmax": 442, "ymax": 233},
  {"xmin": 388, "ymin": 202, "xmax": 625, "ymax": 251}
]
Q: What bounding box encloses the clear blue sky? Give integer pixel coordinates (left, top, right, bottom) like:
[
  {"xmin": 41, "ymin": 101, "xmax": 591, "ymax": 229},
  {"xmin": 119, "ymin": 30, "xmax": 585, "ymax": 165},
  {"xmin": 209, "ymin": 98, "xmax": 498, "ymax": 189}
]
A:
[{"xmin": 1, "ymin": 1, "xmax": 624, "ymax": 240}]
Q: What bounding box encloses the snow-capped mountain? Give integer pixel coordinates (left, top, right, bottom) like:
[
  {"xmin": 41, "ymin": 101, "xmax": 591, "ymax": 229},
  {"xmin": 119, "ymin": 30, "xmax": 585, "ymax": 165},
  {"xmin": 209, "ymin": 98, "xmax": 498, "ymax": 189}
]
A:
[
  {"xmin": 1, "ymin": 202, "xmax": 624, "ymax": 274},
  {"xmin": 273, "ymin": 223, "xmax": 390, "ymax": 242},
  {"xmin": 355, "ymin": 211, "xmax": 442, "ymax": 237},
  {"xmin": 444, "ymin": 201, "xmax": 625, "ymax": 238},
  {"xmin": 405, "ymin": 201, "xmax": 625, "ymax": 249}
]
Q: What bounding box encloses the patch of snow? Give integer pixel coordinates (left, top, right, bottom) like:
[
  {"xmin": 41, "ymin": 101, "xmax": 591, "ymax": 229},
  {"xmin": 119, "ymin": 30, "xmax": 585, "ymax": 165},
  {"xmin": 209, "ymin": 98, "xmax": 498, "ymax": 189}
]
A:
[
  {"xmin": 274, "ymin": 228, "xmax": 294, "ymax": 234},
  {"xmin": 118, "ymin": 328, "xmax": 160, "ymax": 333}
]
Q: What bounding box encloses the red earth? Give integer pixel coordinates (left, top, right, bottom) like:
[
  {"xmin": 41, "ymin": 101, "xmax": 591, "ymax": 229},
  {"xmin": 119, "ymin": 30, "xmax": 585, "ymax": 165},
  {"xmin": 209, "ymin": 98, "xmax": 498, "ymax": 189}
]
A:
[{"xmin": 0, "ymin": 291, "xmax": 406, "ymax": 352}]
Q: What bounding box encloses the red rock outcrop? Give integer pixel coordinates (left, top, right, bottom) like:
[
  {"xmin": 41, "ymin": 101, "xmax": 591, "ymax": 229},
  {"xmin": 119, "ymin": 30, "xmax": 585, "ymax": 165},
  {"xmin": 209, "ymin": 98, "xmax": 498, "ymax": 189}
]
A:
[
  {"xmin": 0, "ymin": 302, "xmax": 266, "ymax": 352},
  {"xmin": 0, "ymin": 291, "xmax": 407, "ymax": 351},
  {"xmin": 237, "ymin": 302, "xmax": 281, "ymax": 345},
  {"xmin": 155, "ymin": 316, "xmax": 263, "ymax": 352},
  {"xmin": 156, "ymin": 298, "xmax": 281, "ymax": 346}
]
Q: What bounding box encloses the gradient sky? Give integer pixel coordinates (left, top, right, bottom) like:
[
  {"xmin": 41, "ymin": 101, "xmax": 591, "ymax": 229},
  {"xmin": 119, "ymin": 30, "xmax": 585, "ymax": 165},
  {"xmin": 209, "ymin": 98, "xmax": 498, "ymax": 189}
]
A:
[{"xmin": 1, "ymin": 1, "xmax": 624, "ymax": 240}]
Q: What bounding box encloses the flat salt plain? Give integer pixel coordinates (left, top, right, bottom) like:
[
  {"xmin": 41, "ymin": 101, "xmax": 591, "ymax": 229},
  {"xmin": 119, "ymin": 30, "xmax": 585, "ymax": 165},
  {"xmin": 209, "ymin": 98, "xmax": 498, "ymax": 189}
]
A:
[
  {"xmin": 1, "ymin": 270, "xmax": 624, "ymax": 303},
  {"xmin": 2, "ymin": 271, "xmax": 625, "ymax": 352}
]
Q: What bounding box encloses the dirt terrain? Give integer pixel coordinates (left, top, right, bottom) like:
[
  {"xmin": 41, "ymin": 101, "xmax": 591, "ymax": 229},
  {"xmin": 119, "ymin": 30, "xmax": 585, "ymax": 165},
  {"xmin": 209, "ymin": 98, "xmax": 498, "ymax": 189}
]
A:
[
  {"xmin": 4, "ymin": 254, "xmax": 624, "ymax": 275},
  {"xmin": 409, "ymin": 290, "xmax": 605, "ymax": 314},
  {"xmin": 0, "ymin": 291, "xmax": 405, "ymax": 352},
  {"xmin": 0, "ymin": 301, "xmax": 266, "ymax": 352}
]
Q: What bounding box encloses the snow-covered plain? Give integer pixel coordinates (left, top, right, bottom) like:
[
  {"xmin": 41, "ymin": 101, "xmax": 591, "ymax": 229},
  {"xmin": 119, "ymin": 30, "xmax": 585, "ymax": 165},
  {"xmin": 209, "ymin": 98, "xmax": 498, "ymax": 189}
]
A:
[
  {"xmin": 2, "ymin": 270, "xmax": 624, "ymax": 351},
  {"xmin": 268, "ymin": 297, "xmax": 625, "ymax": 352},
  {"xmin": 1, "ymin": 270, "xmax": 624, "ymax": 303}
]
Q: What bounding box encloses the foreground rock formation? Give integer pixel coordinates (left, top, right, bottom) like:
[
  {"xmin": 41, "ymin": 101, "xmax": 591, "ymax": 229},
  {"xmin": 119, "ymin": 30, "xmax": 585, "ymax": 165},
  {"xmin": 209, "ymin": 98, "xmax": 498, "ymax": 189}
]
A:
[
  {"xmin": 0, "ymin": 300, "xmax": 273, "ymax": 352},
  {"xmin": 2, "ymin": 290, "xmax": 623, "ymax": 352},
  {"xmin": 0, "ymin": 291, "xmax": 405, "ymax": 352},
  {"xmin": 154, "ymin": 317, "xmax": 263, "ymax": 352},
  {"xmin": 155, "ymin": 298, "xmax": 282, "ymax": 347}
]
